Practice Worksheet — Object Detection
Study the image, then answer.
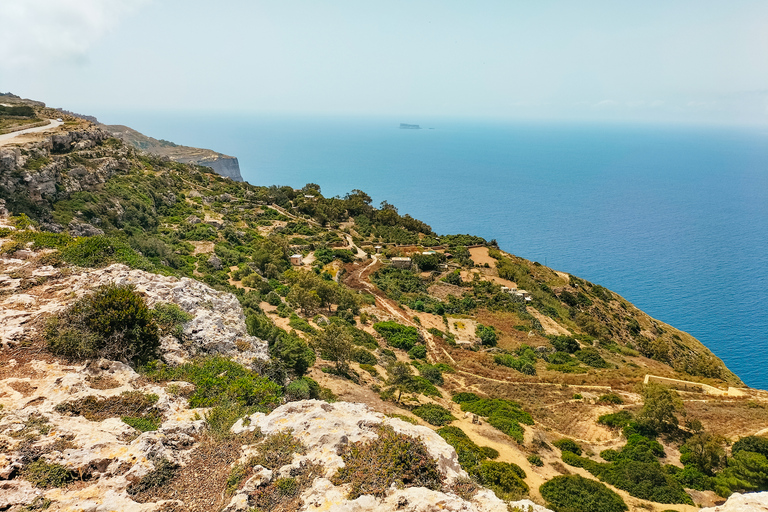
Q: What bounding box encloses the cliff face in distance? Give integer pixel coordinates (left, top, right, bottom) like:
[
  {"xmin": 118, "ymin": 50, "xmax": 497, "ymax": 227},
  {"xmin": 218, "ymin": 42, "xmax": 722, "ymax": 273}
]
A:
[
  {"xmin": 1, "ymin": 95, "xmax": 768, "ymax": 512},
  {"xmin": 105, "ymin": 124, "xmax": 243, "ymax": 181}
]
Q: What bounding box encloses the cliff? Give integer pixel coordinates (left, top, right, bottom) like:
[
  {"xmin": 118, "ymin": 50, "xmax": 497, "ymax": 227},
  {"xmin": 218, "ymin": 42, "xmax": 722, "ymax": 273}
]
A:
[{"xmin": 105, "ymin": 124, "xmax": 243, "ymax": 181}]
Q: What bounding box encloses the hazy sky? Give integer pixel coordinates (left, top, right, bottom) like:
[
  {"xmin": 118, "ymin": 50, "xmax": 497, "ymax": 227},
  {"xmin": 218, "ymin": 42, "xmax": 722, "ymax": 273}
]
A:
[{"xmin": 2, "ymin": 0, "xmax": 767, "ymax": 124}]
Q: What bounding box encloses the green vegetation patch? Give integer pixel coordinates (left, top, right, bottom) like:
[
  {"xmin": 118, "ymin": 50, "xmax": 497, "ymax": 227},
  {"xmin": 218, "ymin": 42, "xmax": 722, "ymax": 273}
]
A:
[
  {"xmin": 560, "ymin": 434, "xmax": 693, "ymax": 505},
  {"xmin": 333, "ymin": 424, "xmax": 443, "ymax": 499},
  {"xmin": 23, "ymin": 459, "xmax": 75, "ymax": 488},
  {"xmin": 45, "ymin": 283, "xmax": 160, "ymax": 365},
  {"xmin": 411, "ymin": 404, "xmax": 455, "ymax": 426},
  {"xmin": 452, "ymin": 394, "xmax": 533, "ymax": 444},
  {"xmin": 250, "ymin": 429, "xmax": 307, "ymax": 470},
  {"xmin": 55, "ymin": 391, "xmax": 161, "ymax": 431},
  {"xmin": 540, "ymin": 475, "xmax": 628, "ymax": 512},
  {"xmin": 493, "ymin": 344, "xmax": 537, "ymax": 375},
  {"xmin": 471, "ymin": 460, "xmax": 528, "ymax": 500},
  {"xmin": 127, "ymin": 458, "xmax": 178, "ymax": 496},
  {"xmin": 373, "ymin": 321, "xmax": 421, "ymax": 351}
]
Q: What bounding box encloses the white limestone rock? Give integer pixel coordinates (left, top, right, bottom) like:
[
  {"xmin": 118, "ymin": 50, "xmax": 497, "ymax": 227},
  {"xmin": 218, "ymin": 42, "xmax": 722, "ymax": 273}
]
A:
[{"xmin": 700, "ymin": 492, "xmax": 768, "ymax": 512}]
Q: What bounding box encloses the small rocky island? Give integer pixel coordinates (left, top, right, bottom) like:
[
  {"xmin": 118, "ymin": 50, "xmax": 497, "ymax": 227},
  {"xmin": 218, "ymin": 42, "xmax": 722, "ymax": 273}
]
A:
[{"xmin": 399, "ymin": 123, "xmax": 421, "ymax": 129}]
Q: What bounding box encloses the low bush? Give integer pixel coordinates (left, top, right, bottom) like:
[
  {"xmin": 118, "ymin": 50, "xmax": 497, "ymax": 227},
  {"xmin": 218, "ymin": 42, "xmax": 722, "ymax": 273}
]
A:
[
  {"xmin": 553, "ymin": 438, "xmax": 582, "ymax": 456},
  {"xmin": 333, "ymin": 424, "xmax": 444, "ymax": 499},
  {"xmin": 528, "ymin": 454, "xmax": 544, "ymax": 467},
  {"xmin": 251, "ymin": 429, "xmax": 307, "ymax": 469},
  {"xmin": 45, "ymin": 283, "xmax": 160, "ymax": 365},
  {"xmin": 598, "ymin": 410, "xmax": 634, "ymax": 429},
  {"xmin": 23, "ymin": 460, "xmax": 75, "ymax": 488},
  {"xmin": 540, "ymin": 475, "xmax": 628, "ymax": 512},
  {"xmin": 456, "ymin": 396, "xmax": 533, "ymax": 444},
  {"xmin": 284, "ymin": 376, "xmax": 322, "ymax": 401},
  {"xmin": 373, "ymin": 321, "xmax": 420, "ymax": 351},
  {"xmin": 408, "ymin": 344, "xmax": 427, "ymax": 359},
  {"xmin": 419, "ymin": 364, "xmax": 444, "ymax": 386},
  {"xmin": 411, "ymin": 404, "xmax": 455, "ymax": 426},
  {"xmin": 470, "ymin": 460, "xmax": 528, "ymax": 500},
  {"xmin": 351, "ymin": 347, "xmax": 377, "ymax": 365},
  {"xmin": 437, "ymin": 426, "xmax": 494, "ymax": 471},
  {"xmin": 597, "ymin": 393, "xmax": 624, "ymax": 405},
  {"xmin": 575, "ymin": 347, "xmax": 611, "ymax": 368},
  {"xmin": 151, "ymin": 302, "xmax": 193, "ymax": 339},
  {"xmin": 142, "ymin": 356, "xmax": 281, "ymax": 409}
]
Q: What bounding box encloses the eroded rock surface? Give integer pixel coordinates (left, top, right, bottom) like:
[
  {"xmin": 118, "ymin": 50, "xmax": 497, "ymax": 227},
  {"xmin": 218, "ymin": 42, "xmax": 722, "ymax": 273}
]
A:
[{"xmin": 700, "ymin": 492, "xmax": 768, "ymax": 512}]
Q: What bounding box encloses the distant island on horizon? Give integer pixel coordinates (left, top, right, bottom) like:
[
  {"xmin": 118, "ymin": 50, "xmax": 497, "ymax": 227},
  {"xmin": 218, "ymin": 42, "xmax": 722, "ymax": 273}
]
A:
[{"xmin": 399, "ymin": 123, "xmax": 421, "ymax": 129}]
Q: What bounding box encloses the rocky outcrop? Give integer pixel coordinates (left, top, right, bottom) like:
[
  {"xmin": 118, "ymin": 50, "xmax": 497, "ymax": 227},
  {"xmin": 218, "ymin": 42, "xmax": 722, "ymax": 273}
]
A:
[
  {"xmin": 0, "ymin": 256, "xmax": 268, "ymax": 364},
  {"xmin": 228, "ymin": 400, "xmax": 551, "ymax": 512},
  {"xmin": 700, "ymin": 492, "xmax": 768, "ymax": 512}
]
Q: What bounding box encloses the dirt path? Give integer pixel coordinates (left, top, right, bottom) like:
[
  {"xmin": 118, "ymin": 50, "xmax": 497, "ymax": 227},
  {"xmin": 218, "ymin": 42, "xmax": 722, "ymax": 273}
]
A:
[{"xmin": 0, "ymin": 119, "xmax": 64, "ymax": 146}]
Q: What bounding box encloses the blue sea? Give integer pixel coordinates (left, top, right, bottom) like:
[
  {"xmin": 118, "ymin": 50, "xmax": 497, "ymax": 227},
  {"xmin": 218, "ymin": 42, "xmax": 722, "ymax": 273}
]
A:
[{"xmin": 100, "ymin": 112, "xmax": 768, "ymax": 389}]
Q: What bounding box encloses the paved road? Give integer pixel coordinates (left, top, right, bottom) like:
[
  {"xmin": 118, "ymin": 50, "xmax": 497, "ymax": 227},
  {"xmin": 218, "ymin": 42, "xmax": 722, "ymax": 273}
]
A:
[{"xmin": 0, "ymin": 119, "xmax": 64, "ymax": 146}]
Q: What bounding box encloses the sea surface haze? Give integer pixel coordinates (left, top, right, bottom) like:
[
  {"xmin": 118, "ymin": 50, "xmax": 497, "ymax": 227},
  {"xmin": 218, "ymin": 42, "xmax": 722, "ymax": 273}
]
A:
[{"xmin": 100, "ymin": 112, "xmax": 768, "ymax": 389}]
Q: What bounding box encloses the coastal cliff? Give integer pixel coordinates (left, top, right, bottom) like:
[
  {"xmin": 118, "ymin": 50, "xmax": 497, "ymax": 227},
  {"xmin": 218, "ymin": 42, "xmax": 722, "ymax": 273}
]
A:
[{"xmin": 106, "ymin": 124, "xmax": 243, "ymax": 181}]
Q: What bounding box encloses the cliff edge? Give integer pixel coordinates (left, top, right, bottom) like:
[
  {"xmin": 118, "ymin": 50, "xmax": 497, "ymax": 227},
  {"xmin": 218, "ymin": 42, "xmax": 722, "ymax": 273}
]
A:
[{"xmin": 105, "ymin": 124, "xmax": 243, "ymax": 181}]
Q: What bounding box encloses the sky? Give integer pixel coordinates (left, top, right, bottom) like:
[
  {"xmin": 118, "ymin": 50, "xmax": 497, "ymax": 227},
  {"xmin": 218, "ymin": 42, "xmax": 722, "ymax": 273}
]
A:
[{"xmin": 1, "ymin": 0, "xmax": 768, "ymax": 124}]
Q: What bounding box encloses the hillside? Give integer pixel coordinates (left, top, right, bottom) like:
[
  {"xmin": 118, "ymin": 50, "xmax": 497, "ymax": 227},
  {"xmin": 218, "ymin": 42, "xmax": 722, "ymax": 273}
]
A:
[{"xmin": 1, "ymin": 98, "xmax": 767, "ymax": 512}]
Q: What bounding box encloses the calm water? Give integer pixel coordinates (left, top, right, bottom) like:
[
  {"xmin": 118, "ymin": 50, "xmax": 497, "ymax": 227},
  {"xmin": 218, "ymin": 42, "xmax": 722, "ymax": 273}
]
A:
[{"xmin": 100, "ymin": 112, "xmax": 768, "ymax": 389}]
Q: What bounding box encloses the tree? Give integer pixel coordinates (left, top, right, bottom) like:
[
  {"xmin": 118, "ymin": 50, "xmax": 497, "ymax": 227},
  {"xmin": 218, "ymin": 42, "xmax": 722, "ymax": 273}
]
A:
[
  {"xmin": 475, "ymin": 324, "xmax": 497, "ymax": 347},
  {"xmin": 287, "ymin": 286, "xmax": 320, "ymax": 316},
  {"xmin": 386, "ymin": 361, "xmax": 416, "ymax": 402},
  {"xmin": 636, "ymin": 383, "xmax": 683, "ymax": 434},
  {"xmin": 681, "ymin": 431, "xmax": 725, "ymax": 475},
  {"xmin": 313, "ymin": 323, "xmax": 353, "ymax": 374}
]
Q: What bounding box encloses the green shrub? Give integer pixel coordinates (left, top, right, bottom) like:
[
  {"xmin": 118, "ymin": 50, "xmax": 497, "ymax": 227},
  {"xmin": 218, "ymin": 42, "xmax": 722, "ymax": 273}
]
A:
[
  {"xmin": 55, "ymin": 391, "xmax": 159, "ymax": 422},
  {"xmin": 732, "ymin": 435, "xmax": 768, "ymax": 458},
  {"xmin": 251, "ymin": 430, "xmax": 307, "ymax": 469},
  {"xmin": 407, "ymin": 344, "xmax": 427, "ymax": 359},
  {"xmin": 122, "ymin": 415, "xmax": 162, "ymax": 432},
  {"xmin": 470, "ymin": 460, "xmax": 528, "ymax": 500},
  {"xmin": 527, "ymin": 454, "xmax": 544, "ymax": 467},
  {"xmin": 598, "ymin": 410, "xmax": 634, "ymax": 429},
  {"xmin": 351, "ymin": 347, "xmax": 377, "ymax": 365},
  {"xmin": 575, "ymin": 347, "xmax": 611, "ymax": 368},
  {"xmin": 373, "ymin": 321, "xmax": 420, "ymax": 350},
  {"xmin": 452, "ymin": 392, "xmax": 481, "ymax": 404},
  {"xmin": 360, "ymin": 363, "xmax": 379, "ymax": 377},
  {"xmin": 597, "ymin": 393, "xmax": 624, "ymax": 405},
  {"xmin": 540, "ymin": 475, "xmax": 628, "ymax": 512},
  {"xmin": 151, "ymin": 302, "xmax": 193, "ymax": 338},
  {"xmin": 45, "ymin": 284, "xmax": 160, "ymax": 365},
  {"xmin": 411, "ymin": 404, "xmax": 455, "ymax": 426},
  {"xmin": 58, "ymin": 235, "xmax": 154, "ymax": 270},
  {"xmin": 554, "ymin": 438, "xmax": 582, "ymax": 456},
  {"xmin": 285, "ymin": 376, "xmax": 322, "ymax": 401},
  {"xmin": 437, "ymin": 426, "xmax": 494, "ymax": 471},
  {"xmin": 142, "ymin": 355, "xmax": 281, "ymax": 437},
  {"xmin": 419, "ymin": 364, "xmax": 444, "ymax": 386},
  {"xmin": 475, "ymin": 324, "xmax": 497, "ymax": 347},
  {"xmin": 457, "ymin": 397, "xmax": 533, "ymax": 444},
  {"xmin": 333, "ymin": 424, "xmax": 443, "ymax": 499},
  {"xmin": 23, "ymin": 460, "xmax": 75, "ymax": 488}
]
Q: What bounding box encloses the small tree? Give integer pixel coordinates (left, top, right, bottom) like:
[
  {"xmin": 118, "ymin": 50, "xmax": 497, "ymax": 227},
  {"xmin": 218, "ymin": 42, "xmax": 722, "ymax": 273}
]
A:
[
  {"xmin": 313, "ymin": 323, "xmax": 353, "ymax": 374},
  {"xmin": 386, "ymin": 361, "xmax": 416, "ymax": 402},
  {"xmin": 475, "ymin": 324, "xmax": 497, "ymax": 347},
  {"xmin": 681, "ymin": 431, "xmax": 725, "ymax": 475},
  {"xmin": 636, "ymin": 383, "xmax": 683, "ymax": 434}
]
